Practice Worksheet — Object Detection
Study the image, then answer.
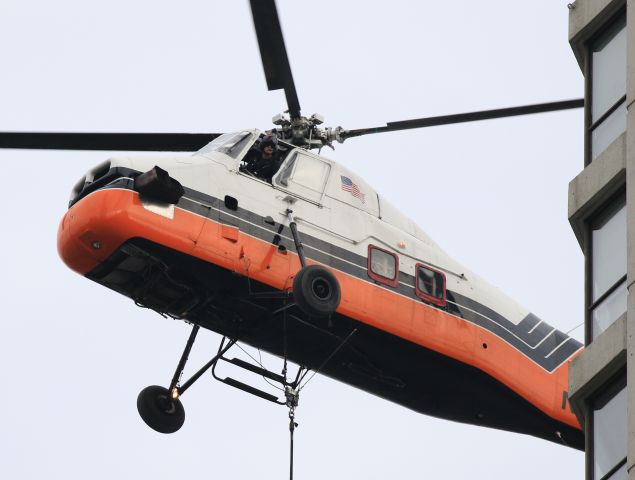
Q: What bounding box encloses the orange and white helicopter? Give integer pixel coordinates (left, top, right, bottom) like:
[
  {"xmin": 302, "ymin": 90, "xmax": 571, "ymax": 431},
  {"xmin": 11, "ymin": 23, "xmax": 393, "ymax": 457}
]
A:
[{"xmin": 1, "ymin": 0, "xmax": 585, "ymax": 454}]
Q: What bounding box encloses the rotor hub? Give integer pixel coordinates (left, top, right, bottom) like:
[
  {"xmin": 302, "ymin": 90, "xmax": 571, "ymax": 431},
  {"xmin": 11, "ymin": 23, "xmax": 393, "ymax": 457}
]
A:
[{"xmin": 271, "ymin": 113, "xmax": 346, "ymax": 150}]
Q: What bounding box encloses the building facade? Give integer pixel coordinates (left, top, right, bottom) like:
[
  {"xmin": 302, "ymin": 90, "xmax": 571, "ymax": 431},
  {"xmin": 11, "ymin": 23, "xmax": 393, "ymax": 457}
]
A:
[{"xmin": 567, "ymin": 0, "xmax": 631, "ymax": 479}]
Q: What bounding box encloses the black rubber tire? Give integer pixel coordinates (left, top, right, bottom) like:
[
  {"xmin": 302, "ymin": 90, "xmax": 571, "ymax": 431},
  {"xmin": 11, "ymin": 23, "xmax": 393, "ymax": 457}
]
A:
[
  {"xmin": 292, "ymin": 265, "xmax": 341, "ymax": 318},
  {"xmin": 137, "ymin": 385, "xmax": 185, "ymax": 434}
]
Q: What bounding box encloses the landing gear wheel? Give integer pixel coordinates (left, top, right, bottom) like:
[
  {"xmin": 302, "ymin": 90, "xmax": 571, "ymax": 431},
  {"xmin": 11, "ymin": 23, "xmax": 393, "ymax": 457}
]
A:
[
  {"xmin": 137, "ymin": 385, "xmax": 185, "ymax": 434},
  {"xmin": 293, "ymin": 265, "xmax": 341, "ymax": 317}
]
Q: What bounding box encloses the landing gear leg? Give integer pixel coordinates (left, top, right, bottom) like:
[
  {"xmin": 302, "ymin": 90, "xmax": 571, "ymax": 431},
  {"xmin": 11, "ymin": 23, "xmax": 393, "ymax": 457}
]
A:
[
  {"xmin": 136, "ymin": 325, "xmax": 199, "ymax": 434},
  {"xmin": 168, "ymin": 324, "xmax": 200, "ymax": 398},
  {"xmin": 137, "ymin": 324, "xmax": 236, "ymax": 433}
]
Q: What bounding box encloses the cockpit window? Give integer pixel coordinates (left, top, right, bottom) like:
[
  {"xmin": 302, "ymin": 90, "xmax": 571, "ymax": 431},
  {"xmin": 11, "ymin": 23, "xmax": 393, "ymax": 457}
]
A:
[
  {"xmin": 277, "ymin": 154, "xmax": 296, "ymax": 186},
  {"xmin": 273, "ymin": 151, "xmax": 330, "ymax": 201},
  {"xmin": 196, "ymin": 131, "xmax": 253, "ymax": 159}
]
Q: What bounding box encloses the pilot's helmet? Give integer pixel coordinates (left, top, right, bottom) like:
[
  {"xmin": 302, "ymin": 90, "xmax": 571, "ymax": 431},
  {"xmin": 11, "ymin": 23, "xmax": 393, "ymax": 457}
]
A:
[{"xmin": 260, "ymin": 134, "xmax": 278, "ymax": 151}]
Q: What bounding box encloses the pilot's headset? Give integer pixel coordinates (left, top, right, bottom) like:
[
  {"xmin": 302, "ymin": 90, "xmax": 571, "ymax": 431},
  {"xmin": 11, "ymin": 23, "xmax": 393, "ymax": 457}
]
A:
[{"xmin": 260, "ymin": 134, "xmax": 279, "ymax": 151}]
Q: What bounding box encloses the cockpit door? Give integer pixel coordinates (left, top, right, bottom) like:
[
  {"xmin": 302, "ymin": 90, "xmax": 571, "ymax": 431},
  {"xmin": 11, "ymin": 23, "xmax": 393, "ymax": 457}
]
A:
[{"xmin": 272, "ymin": 151, "xmax": 330, "ymax": 204}]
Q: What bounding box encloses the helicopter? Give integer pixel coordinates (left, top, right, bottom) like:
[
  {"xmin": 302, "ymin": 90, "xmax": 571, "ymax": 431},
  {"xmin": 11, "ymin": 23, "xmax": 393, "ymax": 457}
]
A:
[{"xmin": 0, "ymin": 0, "xmax": 586, "ymax": 462}]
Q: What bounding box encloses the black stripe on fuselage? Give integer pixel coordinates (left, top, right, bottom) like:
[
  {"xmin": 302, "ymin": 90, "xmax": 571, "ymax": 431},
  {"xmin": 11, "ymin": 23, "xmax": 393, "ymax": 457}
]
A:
[{"xmin": 93, "ymin": 172, "xmax": 582, "ymax": 371}]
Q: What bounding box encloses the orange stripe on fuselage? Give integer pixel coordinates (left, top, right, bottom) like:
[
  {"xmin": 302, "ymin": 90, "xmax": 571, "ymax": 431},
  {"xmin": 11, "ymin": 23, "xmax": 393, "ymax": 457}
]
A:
[{"xmin": 58, "ymin": 188, "xmax": 581, "ymax": 430}]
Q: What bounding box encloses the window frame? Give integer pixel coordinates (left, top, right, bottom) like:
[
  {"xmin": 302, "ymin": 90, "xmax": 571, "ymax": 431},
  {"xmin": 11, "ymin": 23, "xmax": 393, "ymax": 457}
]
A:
[
  {"xmin": 586, "ymin": 193, "xmax": 626, "ymax": 342},
  {"xmin": 414, "ymin": 263, "xmax": 447, "ymax": 307},
  {"xmin": 198, "ymin": 130, "xmax": 256, "ymax": 159},
  {"xmin": 272, "ymin": 150, "xmax": 331, "ymax": 205},
  {"xmin": 585, "ymin": 10, "xmax": 627, "ymax": 165},
  {"xmin": 367, "ymin": 244, "xmax": 399, "ymax": 287},
  {"xmin": 591, "ymin": 373, "xmax": 627, "ymax": 480}
]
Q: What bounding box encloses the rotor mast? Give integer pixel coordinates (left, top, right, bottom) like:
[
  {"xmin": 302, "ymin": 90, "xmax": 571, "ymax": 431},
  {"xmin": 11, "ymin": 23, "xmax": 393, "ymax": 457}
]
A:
[{"xmin": 250, "ymin": 0, "xmax": 583, "ymax": 150}]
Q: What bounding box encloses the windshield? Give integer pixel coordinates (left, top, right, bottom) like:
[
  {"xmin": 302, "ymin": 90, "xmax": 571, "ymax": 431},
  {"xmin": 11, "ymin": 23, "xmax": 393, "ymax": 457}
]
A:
[{"xmin": 196, "ymin": 131, "xmax": 254, "ymax": 159}]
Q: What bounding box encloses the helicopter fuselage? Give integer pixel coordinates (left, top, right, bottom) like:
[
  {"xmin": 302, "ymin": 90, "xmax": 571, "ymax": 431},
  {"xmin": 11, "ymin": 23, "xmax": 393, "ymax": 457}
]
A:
[{"xmin": 57, "ymin": 129, "xmax": 584, "ymax": 449}]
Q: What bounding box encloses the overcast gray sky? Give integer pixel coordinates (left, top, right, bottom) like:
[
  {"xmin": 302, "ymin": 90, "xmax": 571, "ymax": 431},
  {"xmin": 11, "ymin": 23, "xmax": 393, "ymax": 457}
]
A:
[{"xmin": 0, "ymin": 1, "xmax": 585, "ymax": 478}]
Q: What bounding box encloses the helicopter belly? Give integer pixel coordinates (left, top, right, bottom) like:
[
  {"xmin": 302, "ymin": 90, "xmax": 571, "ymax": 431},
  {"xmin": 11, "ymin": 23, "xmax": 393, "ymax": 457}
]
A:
[{"xmin": 75, "ymin": 234, "xmax": 584, "ymax": 450}]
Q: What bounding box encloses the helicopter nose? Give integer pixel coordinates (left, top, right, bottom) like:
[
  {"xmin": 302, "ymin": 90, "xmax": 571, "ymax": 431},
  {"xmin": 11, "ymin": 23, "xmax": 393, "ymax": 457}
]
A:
[
  {"xmin": 57, "ymin": 188, "xmax": 131, "ymax": 275},
  {"xmin": 57, "ymin": 209, "xmax": 101, "ymax": 275}
]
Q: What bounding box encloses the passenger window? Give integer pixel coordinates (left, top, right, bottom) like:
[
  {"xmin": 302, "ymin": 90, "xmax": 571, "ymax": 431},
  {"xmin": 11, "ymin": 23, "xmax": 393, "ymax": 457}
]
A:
[
  {"xmin": 415, "ymin": 264, "xmax": 446, "ymax": 307},
  {"xmin": 368, "ymin": 245, "xmax": 399, "ymax": 287}
]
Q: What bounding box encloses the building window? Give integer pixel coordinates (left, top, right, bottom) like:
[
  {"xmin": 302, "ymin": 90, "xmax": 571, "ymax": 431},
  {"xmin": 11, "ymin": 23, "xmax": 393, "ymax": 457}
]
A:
[
  {"xmin": 368, "ymin": 245, "xmax": 399, "ymax": 287},
  {"xmin": 589, "ymin": 197, "xmax": 626, "ymax": 340},
  {"xmin": 589, "ymin": 14, "xmax": 626, "ymax": 162},
  {"xmin": 593, "ymin": 375, "xmax": 627, "ymax": 480},
  {"xmin": 415, "ymin": 264, "xmax": 446, "ymax": 307}
]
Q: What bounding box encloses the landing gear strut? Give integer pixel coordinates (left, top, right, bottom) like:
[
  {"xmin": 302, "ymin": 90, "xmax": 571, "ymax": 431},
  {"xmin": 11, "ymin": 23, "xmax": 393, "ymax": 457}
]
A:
[
  {"xmin": 136, "ymin": 324, "xmax": 236, "ymax": 433},
  {"xmin": 135, "ymin": 312, "xmax": 357, "ymax": 480},
  {"xmin": 136, "ymin": 211, "xmax": 345, "ymax": 438}
]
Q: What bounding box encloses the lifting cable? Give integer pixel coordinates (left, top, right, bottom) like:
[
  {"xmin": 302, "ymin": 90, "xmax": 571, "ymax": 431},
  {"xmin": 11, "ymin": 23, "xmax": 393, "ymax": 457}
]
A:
[
  {"xmin": 281, "ymin": 296, "xmax": 296, "ymax": 479},
  {"xmin": 283, "ymin": 327, "xmax": 357, "ymax": 479},
  {"xmin": 297, "ymin": 328, "xmax": 358, "ymax": 391},
  {"xmin": 282, "ymin": 296, "xmax": 289, "ymax": 381},
  {"xmin": 286, "ymin": 384, "xmax": 300, "ymax": 480}
]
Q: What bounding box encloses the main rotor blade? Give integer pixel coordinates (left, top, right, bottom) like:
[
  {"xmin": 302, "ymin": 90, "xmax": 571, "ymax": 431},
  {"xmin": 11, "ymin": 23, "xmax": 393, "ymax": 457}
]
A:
[
  {"xmin": 342, "ymin": 99, "xmax": 584, "ymax": 140},
  {"xmin": 249, "ymin": 0, "xmax": 301, "ymax": 119},
  {"xmin": 0, "ymin": 132, "xmax": 222, "ymax": 151}
]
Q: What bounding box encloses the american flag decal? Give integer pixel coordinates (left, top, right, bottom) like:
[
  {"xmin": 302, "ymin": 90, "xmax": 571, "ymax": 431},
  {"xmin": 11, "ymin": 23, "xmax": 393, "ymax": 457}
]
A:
[{"xmin": 340, "ymin": 175, "xmax": 365, "ymax": 203}]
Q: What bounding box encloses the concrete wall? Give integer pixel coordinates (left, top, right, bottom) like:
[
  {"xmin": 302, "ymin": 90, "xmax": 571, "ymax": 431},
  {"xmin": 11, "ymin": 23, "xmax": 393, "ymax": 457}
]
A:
[{"xmin": 567, "ymin": 0, "xmax": 631, "ymax": 478}]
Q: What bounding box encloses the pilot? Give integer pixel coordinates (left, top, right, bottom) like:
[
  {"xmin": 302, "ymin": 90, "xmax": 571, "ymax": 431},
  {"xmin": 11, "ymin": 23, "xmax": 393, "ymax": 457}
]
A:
[{"xmin": 242, "ymin": 134, "xmax": 282, "ymax": 183}]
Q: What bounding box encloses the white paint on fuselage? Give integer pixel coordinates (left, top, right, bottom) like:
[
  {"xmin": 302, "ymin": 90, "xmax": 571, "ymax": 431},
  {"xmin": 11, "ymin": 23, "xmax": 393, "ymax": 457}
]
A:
[{"xmin": 105, "ymin": 130, "xmax": 533, "ymax": 329}]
